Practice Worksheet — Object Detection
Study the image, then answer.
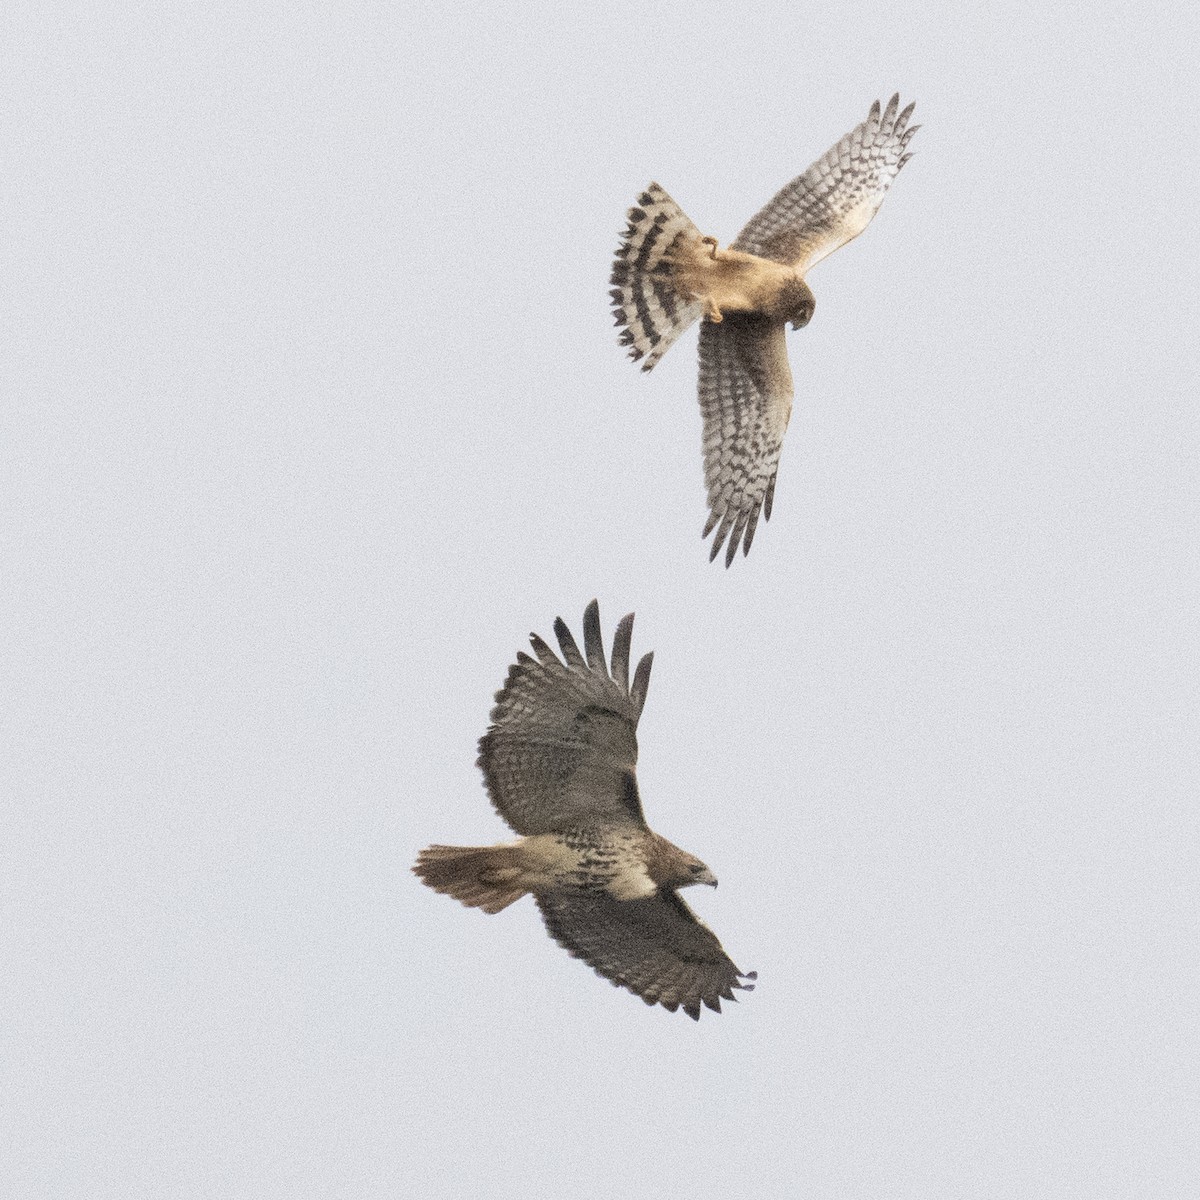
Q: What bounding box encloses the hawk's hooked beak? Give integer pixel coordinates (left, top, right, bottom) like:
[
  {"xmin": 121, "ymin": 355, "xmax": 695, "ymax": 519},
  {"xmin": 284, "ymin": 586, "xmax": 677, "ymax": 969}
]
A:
[{"xmin": 693, "ymin": 866, "xmax": 718, "ymax": 888}]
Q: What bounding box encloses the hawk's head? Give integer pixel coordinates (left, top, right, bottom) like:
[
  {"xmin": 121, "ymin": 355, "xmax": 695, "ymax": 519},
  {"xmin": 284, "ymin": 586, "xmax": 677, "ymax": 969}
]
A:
[
  {"xmin": 679, "ymin": 853, "xmax": 718, "ymax": 889},
  {"xmin": 646, "ymin": 834, "xmax": 719, "ymax": 889}
]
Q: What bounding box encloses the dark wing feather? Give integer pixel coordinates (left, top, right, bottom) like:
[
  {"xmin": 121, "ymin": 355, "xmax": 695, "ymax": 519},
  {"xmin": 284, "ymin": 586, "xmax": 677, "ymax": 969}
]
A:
[
  {"xmin": 610, "ymin": 612, "xmax": 634, "ymax": 692},
  {"xmin": 582, "ymin": 602, "xmax": 606, "ymax": 671},
  {"xmin": 536, "ymin": 890, "xmax": 756, "ymax": 1020},
  {"xmin": 698, "ymin": 315, "xmax": 793, "ymax": 565},
  {"xmin": 733, "ymin": 94, "xmax": 918, "ymax": 274},
  {"xmin": 478, "ymin": 601, "xmax": 654, "ymax": 835}
]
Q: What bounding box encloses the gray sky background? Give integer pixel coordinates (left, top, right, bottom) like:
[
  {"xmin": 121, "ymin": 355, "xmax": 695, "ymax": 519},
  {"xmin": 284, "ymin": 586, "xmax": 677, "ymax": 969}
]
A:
[{"xmin": 4, "ymin": 1, "xmax": 1198, "ymax": 1196}]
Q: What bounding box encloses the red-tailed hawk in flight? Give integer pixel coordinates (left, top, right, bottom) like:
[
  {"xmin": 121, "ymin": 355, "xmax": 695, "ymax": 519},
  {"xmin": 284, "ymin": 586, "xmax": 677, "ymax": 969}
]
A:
[
  {"xmin": 414, "ymin": 600, "xmax": 755, "ymax": 1019},
  {"xmin": 611, "ymin": 94, "xmax": 919, "ymax": 565}
]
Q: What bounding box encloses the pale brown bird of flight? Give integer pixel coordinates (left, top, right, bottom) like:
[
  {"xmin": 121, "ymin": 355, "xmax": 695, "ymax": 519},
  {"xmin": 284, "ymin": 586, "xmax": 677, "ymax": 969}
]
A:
[
  {"xmin": 612, "ymin": 94, "xmax": 919, "ymax": 565},
  {"xmin": 414, "ymin": 601, "xmax": 754, "ymax": 1019}
]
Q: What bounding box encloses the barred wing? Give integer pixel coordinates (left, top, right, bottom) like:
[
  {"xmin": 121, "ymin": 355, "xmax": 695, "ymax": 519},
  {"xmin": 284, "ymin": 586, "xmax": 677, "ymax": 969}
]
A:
[
  {"xmin": 537, "ymin": 890, "xmax": 756, "ymax": 1020},
  {"xmin": 698, "ymin": 315, "xmax": 793, "ymax": 566},
  {"xmin": 733, "ymin": 94, "xmax": 918, "ymax": 274},
  {"xmin": 477, "ymin": 601, "xmax": 653, "ymax": 835}
]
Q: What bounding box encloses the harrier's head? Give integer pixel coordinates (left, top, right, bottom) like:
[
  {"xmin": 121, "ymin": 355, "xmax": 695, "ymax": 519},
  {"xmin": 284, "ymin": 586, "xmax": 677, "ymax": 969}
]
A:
[{"xmin": 779, "ymin": 275, "xmax": 816, "ymax": 330}]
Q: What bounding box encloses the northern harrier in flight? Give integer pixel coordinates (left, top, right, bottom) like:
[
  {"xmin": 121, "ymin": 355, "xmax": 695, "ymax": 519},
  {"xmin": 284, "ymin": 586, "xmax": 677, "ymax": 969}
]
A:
[
  {"xmin": 414, "ymin": 601, "xmax": 755, "ymax": 1019},
  {"xmin": 612, "ymin": 94, "xmax": 919, "ymax": 565}
]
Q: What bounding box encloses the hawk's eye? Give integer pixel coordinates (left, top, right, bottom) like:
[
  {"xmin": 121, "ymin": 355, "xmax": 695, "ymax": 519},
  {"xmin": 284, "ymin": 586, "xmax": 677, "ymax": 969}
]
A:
[{"xmin": 690, "ymin": 864, "xmax": 704, "ymax": 873}]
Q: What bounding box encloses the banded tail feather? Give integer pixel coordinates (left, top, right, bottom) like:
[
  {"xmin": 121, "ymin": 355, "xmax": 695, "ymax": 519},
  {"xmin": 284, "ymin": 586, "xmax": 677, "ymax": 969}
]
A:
[
  {"xmin": 413, "ymin": 844, "xmax": 528, "ymax": 914},
  {"xmin": 611, "ymin": 183, "xmax": 706, "ymax": 372}
]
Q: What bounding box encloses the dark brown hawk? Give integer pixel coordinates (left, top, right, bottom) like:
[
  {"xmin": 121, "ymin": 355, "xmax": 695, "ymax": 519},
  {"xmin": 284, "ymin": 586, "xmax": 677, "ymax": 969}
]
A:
[{"xmin": 414, "ymin": 601, "xmax": 754, "ymax": 1019}]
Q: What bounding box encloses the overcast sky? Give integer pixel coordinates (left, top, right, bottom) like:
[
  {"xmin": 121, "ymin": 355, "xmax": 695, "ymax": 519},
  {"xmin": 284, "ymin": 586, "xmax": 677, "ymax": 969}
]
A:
[{"xmin": 4, "ymin": 1, "xmax": 1198, "ymax": 1196}]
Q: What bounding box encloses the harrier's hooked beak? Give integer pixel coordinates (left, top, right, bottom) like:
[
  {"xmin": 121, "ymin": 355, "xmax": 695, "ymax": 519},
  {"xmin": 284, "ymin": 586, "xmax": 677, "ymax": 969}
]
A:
[{"xmin": 690, "ymin": 864, "xmax": 718, "ymax": 888}]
